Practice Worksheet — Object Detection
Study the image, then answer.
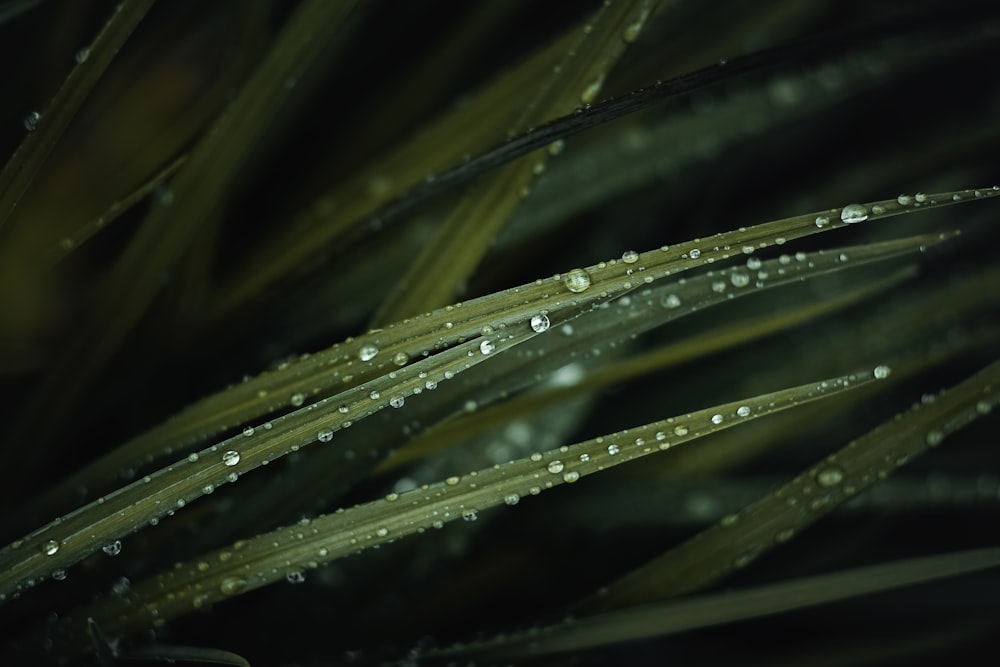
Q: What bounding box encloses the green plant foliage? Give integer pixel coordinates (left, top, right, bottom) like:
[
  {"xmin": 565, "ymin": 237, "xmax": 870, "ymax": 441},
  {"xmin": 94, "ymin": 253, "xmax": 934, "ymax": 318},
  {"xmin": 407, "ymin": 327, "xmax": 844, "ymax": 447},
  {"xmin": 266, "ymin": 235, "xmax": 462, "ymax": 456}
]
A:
[{"xmin": 1, "ymin": 1, "xmax": 998, "ymax": 665}]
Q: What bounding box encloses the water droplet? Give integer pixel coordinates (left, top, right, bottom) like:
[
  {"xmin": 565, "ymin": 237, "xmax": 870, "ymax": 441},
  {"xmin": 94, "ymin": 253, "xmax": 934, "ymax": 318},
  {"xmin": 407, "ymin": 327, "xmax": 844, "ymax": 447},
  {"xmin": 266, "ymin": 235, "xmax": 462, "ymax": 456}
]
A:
[
  {"xmin": 926, "ymin": 429, "xmax": 944, "ymax": 447},
  {"xmin": 563, "ymin": 471, "xmax": 580, "ymax": 483},
  {"xmin": 711, "ymin": 414, "xmax": 724, "ymax": 425},
  {"xmin": 52, "ymin": 569, "xmax": 67, "ymax": 581},
  {"xmin": 220, "ymin": 577, "xmax": 247, "ymax": 595},
  {"xmin": 840, "ymin": 204, "xmax": 868, "ymax": 224},
  {"xmin": 737, "ymin": 405, "xmax": 751, "ymax": 417},
  {"xmin": 290, "ymin": 393, "xmax": 305, "ymax": 407},
  {"xmin": 814, "ymin": 215, "xmax": 830, "ymax": 228},
  {"xmin": 75, "ymin": 47, "xmax": 91, "ymax": 64},
  {"xmin": 547, "ymin": 460, "xmax": 565, "ymax": 474},
  {"xmin": 317, "ymin": 429, "xmax": 334, "ymax": 443},
  {"xmin": 564, "ymin": 268, "xmax": 592, "ymax": 293},
  {"xmin": 897, "ymin": 194, "xmax": 912, "ymax": 206},
  {"xmin": 730, "ymin": 271, "xmax": 750, "ymax": 287},
  {"xmin": 389, "ymin": 396, "xmax": 405, "ymax": 409},
  {"xmin": 369, "ymin": 390, "xmax": 380, "ymax": 400},
  {"xmin": 222, "ymin": 450, "xmax": 240, "ymax": 467},
  {"xmin": 504, "ymin": 493, "xmax": 520, "ymax": 506},
  {"xmin": 445, "ymin": 476, "xmax": 460, "ymax": 485},
  {"xmin": 622, "ymin": 250, "xmax": 639, "ymax": 264},
  {"xmin": 673, "ymin": 425, "xmax": 689, "ymax": 437},
  {"xmin": 480, "ymin": 340, "xmax": 496, "ymax": 355},
  {"xmin": 392, "ymin": 351, "xmax": 409, "ymax": 366},
  {"xmin": 529, "ymin": 313, "xmax": 550, "ymax": 333},
  {"xmin": 359, "ymin": 344, "xmax": 379, "ymax": 362},
  {"xmin": 188, "ymin": 452, "xmax": 200, "ymax": 462},
  {"xmin": 42, "ymin": 540, "xmax": 60, "ymax": 556},
  {"xmin": 689, "ymin": 249, "xmax": 701, "ymax": 259},
  {"xmin": 816, "ymin": 466, "xmax": 844, "ymax": 487},
  {"xmin": 746, "ymin": 257, "xmax": 762, "ymax": 270},
  {"xmin": 23, "ymin": 111, "xmax": 41, "ymax": 131},
  {"xmin": 376, "ymin": 527, "xmax": 389, "ymax": 537},
  {"xmin": 662, "ymin": 294, "xmax": 681, "ymax": 309},
  {"xmin": 242, "ymin": 426, "xmax": 255, "ymax": 437},
  {"xmin": 914, "ymin": 192, "xmax": 928, "ymax": 203},
  {"xmin": 873, "ymin": 365, "xmax": 891, "ymax": 379},
  {"xmin": 607, "ymin": 444, "xmax": 620, "ymax": 455},
  {"xmin": 102, "ymin": 540, "xmax": 122, "ymax": 556}
]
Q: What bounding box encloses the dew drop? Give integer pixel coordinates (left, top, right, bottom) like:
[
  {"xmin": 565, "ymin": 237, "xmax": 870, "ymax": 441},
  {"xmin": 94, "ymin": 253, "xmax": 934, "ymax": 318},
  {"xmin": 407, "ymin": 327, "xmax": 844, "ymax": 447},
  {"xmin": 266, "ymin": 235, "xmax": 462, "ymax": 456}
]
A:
[
  {"xmin": 220, "ymin": 577, "xmax": 247, "ymax": 596},
  {"xmin": 814, "ymin": 215, "xmax": 829, "ymax": 228},
  {"xmin": 897, "ymin": 194, "xmax": 912, "ymax": 206},
  {"xmin": 737, "ymin": 405, "xmax": 751, "ymax": 417},
  {"xmin": 222, "ymin": 450, "xmax": 240, "ymax": 467},
  {"xmin": 915, "ymin": 192, "xmax": 928, "ymax": 203},
  {"xmin": 290, "ymin": 393, "xmax": 305, "ymax": 407},
  {"xmin": 622, "ymin": 250, "xmax": 639, "ymax": 264},
  {"xmin": 504, "ymin": 493, "xmax": 520, "ymax": 506},
  {"xmin": 689, "ymin": 248, "xmax": 701, "ymax": 259},
  {"xmin": 673, "ymin": 425, "xmax": 689, "ymax": 437},
  {"xmin": 462, "ymin": 509, "xmax": 479, "ymax": 521},
  {"xmin": 479, "ymin": 340, "xmax": 496, "ymax": 355},
  {"xmin": 730, "ymin": 271, "xmax": 750, "ymax": 287},
  {"xmin": 873, "ymin": 365, "xmax": 891, "ymax": 379},
  {"xmin": 925, "ymin": 429, "xmax": 944, "ymax": 447},
  {"xmin": 564, "ymin": 268, "xmax": 592, "ymax": 293},
  {"xmin": 392, "ymin": 351, "xmax": 410, "ymax": 366},
  {"xmin": 242, "ymin": 426, "xmax": 255, "ymax": 437},
  {"xmin": 23, "ymin": 111, "xmax": 41, "ymax": 131},
  {"xmin": 840, "ymin": 204, "xmax": 869, "ymax": 224},
  {"xmin": 75, "ymin": 47, "xmax": 91, "ymax": 64},
  {"xmin": 547, "ymin": 460, "xmax": 565, "ymax": 474},
  {"xmin": 530, "ymin": 313, "xmax": 550, "ymax": 333},
  {"xmin": 816, "ymin": 466, "xmax": 844, "ymax": 487},
  {"xmin": 563, "ymin": 471, "xmax": 580, "ymax": 483},
  {"xmin": 389, "ymin": 396, "xmax": 405, "ymax": 409},
  {"xmin": 711, "ymin": 414, "xmax": 724, "ymax": 425},
  {"xmin": 102, "ymin": 540, "xmax": 122, "ymax": 556},
  {"xmin": 52, "ymin": 569, "xmax": 67, "ymax": 581},
  {"xmin": 359, "ymin": 344, "xmax": 379, "ymax": 362},
  {"xmin": 42, "ymin": 540, "xmax": 60, "ymax": 556},
  {"xmin": 607, "ymin": 444, "xmax": 620, "ymax": 455},
  {"xmin": 746, "ymin": 257, "xmax": 762, "ymax": 270},
  {"xmin": 369, "ymin": 390, "xmax": 380, "ymax": 400},
  {"xmin": 662, "ymin": 294, "xmax": 681, "ymax": 309},
  {"xmin": 317, "ymin": 429, "xmax": 334, "ymax": 443}
]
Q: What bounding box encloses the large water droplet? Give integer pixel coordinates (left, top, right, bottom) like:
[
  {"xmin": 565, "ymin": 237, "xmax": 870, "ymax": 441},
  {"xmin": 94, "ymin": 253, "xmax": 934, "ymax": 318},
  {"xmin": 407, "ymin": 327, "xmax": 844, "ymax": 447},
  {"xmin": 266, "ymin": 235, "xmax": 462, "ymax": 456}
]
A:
[
  {"xmin": 102, "ymin": 540, "xmax": 122, "ymax": 556},
  {"xmin": 873, "ymin": 365, "xmax": 891, "ymax": 379},
  {"xmin": 840, "ymin": 204, "xmax": 869, "ymax": 224},
  {"xmin": 317, "ymin": 429, "xmax": 334, "ymax": 443},
  {"xmin": 564, "ymin": 268, "xmax": 592, "ymax": 293},
  {"xmin": 392, "ymin": 351, "xmax": 409, "ymax": 366},
  {"xmin": 359, "ymin": 344, "xmax": 379, "ymax": 362},
  {"xmin": 530, "ymin": 314, "xmax": 551, "ymax": 333},
  {"xmin": 42, "ymin": 539, "xmax": 60, "ymax": 556},
  {"xmin": 222, "ymin": 450, "xmax": 240, "ymax": 467},
  {"xmin": 220, "ymin": 577, "xmax": 247, "ymax": 595},
  {"xmin": 622, "ymin": 250, "xmax": 639, "ymax": 264},
  {"xmin": 479, "ymin": 340, "xmax": 496, "ymax": 355},
  {"xmin": 547, "ymin": 460, "xmax": 565, "ymax": 474}
]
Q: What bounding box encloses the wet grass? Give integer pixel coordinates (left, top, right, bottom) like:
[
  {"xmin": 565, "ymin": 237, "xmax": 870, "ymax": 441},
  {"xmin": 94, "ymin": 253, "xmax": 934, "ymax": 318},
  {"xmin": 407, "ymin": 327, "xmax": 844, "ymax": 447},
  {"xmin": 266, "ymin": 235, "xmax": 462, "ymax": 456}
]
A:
[{"xmin": 0, "ymin": 1, "xmax": 998, "ymax": 664}]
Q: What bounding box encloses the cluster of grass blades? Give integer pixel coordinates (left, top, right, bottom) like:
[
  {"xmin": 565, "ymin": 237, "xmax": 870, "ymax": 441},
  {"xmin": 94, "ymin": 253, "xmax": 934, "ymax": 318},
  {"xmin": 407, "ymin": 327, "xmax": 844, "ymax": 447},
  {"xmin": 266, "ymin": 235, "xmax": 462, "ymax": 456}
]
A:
[{"xmin": 1, "ymin": 1, "xmax": 998, "ymax": 665}]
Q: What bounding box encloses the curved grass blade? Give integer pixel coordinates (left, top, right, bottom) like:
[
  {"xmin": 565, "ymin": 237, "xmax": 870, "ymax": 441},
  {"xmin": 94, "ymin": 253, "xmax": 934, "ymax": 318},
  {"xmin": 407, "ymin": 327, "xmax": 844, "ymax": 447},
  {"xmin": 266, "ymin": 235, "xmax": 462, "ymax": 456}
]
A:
[
  {"xmin": 46, "ymin": 366, "xmax": 885, "ymax": 654},
  {"xmin": 27, "ymin": 189, "xmax": 991, "ymax": 520},
  {"xmin": 441, "ymin": 548, "xmax": 1000, "ymax": 659},
  {"xmin": 576, "ymin": 357, "xmax": 1000, "ymax": 612},
  {"xmin": 0, "ymin": 0, "xmax": 155, "ymax": 232}
]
